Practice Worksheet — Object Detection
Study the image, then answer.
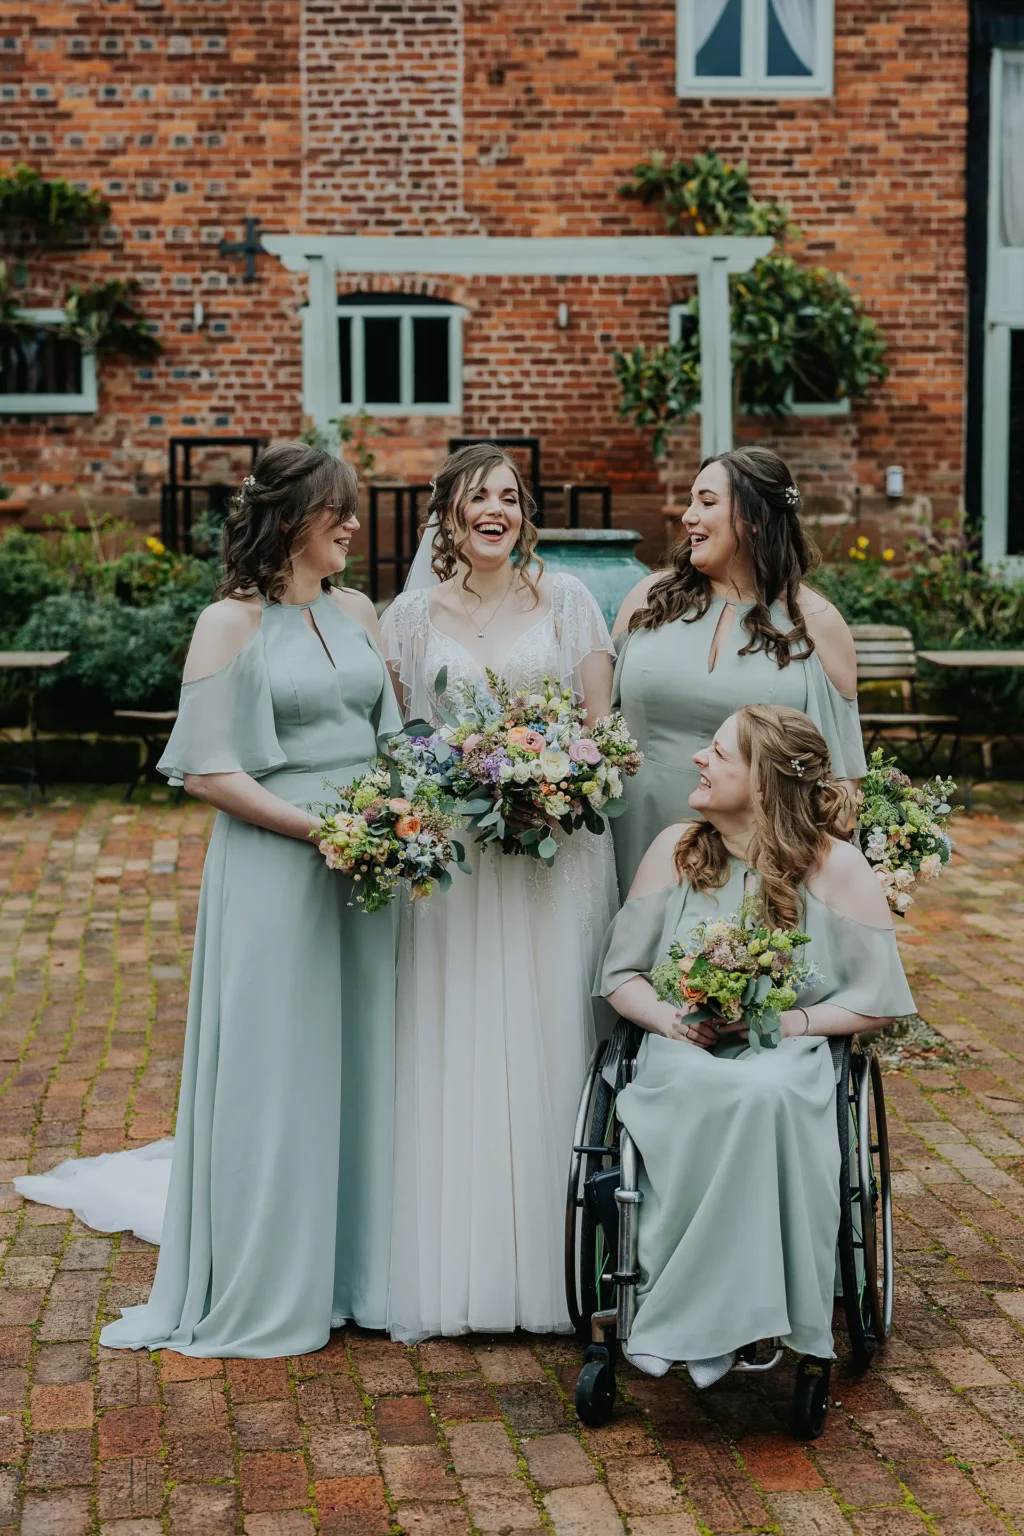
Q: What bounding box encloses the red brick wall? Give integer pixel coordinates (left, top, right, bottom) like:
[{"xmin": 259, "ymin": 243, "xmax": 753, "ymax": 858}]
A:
[{"xmin": 0, "ymin": 0, "xmax": 969, "ymax": 567}]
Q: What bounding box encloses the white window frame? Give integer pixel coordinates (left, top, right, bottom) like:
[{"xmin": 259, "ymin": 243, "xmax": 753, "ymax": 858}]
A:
[
  {"xmin": 677, "ymin": 0, "xmax": 834, "ymax": 99},
  {"xmin": 0, "ymin": 309, "xmax": 98, "ymax": 414},
  {"xmin": 301, "ymin": 301, "xmax": 464, "ymax": 418},
  {"xmin": 669, "ymin": 303, "xmax": 850, "ymax": 416}
]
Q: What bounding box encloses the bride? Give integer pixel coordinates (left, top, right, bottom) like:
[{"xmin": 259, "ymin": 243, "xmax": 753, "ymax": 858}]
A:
[{"xmin": 382, "ymin": 442, "xmax": 619, "ymax": 1342}]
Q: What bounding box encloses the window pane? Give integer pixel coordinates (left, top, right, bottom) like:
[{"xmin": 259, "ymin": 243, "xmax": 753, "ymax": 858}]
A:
[
  {"xmin": 695, "ymin": 0, "xmax": 742, "ymax": 77},
  {"xmin": 1008, "ymin": 330, "xmax": 1024, "ymax": 556},
  {"xmin": 767, "ymin": 0, "xmax": 815, "ymax": 77},
  {"xmin": 412, "ymin": 316, "xmax": 450, "ymax": 404},
  {"xmin": 0, "ymin": 329, "xmax": 82, "ymax": 395},
  {"xmin": 339, "ymin": 317, "xmax": 352, "ymax": 405},
  {"xmin": 363, "ymin": 316, "xmax": 402, "ymax": 404}
]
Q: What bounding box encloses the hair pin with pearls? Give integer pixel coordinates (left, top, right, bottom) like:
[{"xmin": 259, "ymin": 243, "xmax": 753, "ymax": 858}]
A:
[
  {"xmin": 785, "ymin": 484, "xmax": 801, "ymax": 509},
  {"xmin": 790, "ymin": 757, "xmax": 805, "ymax": 775},
  {"xmin": 243, "ymin": 474, "xmax": 256, "ymax": 489}
]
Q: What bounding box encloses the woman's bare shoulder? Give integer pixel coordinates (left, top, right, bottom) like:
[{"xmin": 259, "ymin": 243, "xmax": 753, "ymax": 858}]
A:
[
  {"xmin": 797, "ymin": 584, "xmax": 858, "ymax": 697},
  {"xmin": 810, "ymin": 836, "xmax": 894, "ymax": 928},
  {"xmin": 628, "ymin": 820, "xmax": 693, "ymax": 898},
  {"xmin": 329, "ymin": 586, "xmax": 383, "ymax": 643},
  {"xmin": 612, "ymin": 570, "xmax": 665, "ymax": 637},
  {"xmin": 182, "ymin": 597, "xmax": 261, "ymax": 683}
]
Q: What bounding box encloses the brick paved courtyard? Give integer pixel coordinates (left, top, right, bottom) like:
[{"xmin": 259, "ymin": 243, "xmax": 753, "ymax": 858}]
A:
[{"xmin": 0, "ymin": 786, "xmax": 1023, "ymax": 1536}]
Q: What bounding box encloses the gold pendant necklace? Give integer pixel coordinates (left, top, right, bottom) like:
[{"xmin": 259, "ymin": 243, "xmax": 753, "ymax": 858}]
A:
[{"xmin": 456, "ymin": 570, "xmax": 517, "ymax": 639}]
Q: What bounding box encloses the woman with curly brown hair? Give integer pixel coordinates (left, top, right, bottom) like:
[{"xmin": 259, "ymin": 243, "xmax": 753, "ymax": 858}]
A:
[
  {"xmin": 595, "ymin": 705, "xmax": 913, "ymax": 1387},
  {"xmin": 18, "ymin": 442, "xmax": 403, "ymax": 1358},
  {"xmin": 611, "ymin": 447, "xmax": 866, "ymax": 891},
  {"xmin": 381, "ymin": 442, "xmax": 618, "ymax": 1342}
]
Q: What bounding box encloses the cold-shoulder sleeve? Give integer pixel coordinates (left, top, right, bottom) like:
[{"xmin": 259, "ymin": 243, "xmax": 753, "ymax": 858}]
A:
[
  {"xmin": 157, "ymin": 631, "xmax": 286, "ymax": 787},
  {"xmin": 552, "ymin": 574, "xmax": 615, "ymax": 701},
  {"xmin": 802, "ymin": 655, "xmax": 867, "ymax": 780},
  {"xmin": 594, "ymin": 884, "xmax": 676, "ymax": 998},
  {"xmin": 804, "ymin": 893, "xmax": 916, "ymax": 1019},
  {"xmin": 380, "ymin": 590, "xmax": 430, "ymax": 721}
]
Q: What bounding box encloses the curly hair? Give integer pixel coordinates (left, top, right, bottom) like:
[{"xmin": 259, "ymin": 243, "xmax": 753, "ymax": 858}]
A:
[
  {"xmin": 425, "ymin": 442, "xmax": 543, "ymax": 606},
  {"xmin": 628, "ymin": 446, "xmax": 819, "ymax": 669},
  {"xmin": 673, "ymin": 704, "xmax": 848, "ymax": 931},
  {"xmin": 216, "ymin": 442, "xmax": 358, "ymax": 604}
]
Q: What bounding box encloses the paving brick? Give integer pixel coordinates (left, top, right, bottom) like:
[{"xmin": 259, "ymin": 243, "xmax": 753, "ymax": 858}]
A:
[
  {"xmin": 157, "ymin": 1351, "xmax": 222, "ymax": 1383},
  {"xmin": 97, "ymin": 1458, "xmax": 165, "ymax": 1520},
  {"xmin": 432, "ymin": 1378, "xmax": 499, "ymax": 1421},
  {"xmin": 244, "ymin": 1517, "xmax": 316, "ymax": 1536},
  {"xmin": 350, "ymin": 1340, "xmax": 418, "ymax": 1394},
  {"xmin": 294, "ymin": 1373, "xmax": 365, "ymax": 1424},
  {"xmin": 20, "ymin": 1489, "xmax": 91, "ymax": 1536},
  {"xmin": 307, "ymin": 1423, "xmax": 377, "ymax": 1477},
  {"xmin": 26, "ymin": 1428, "xmax": 93, "ymax": 1487},
  {"xmin": 374, "ymin": 1392, "xmax": 436, "ymax": 1443},
  {"xmin": 168, "ymin": 1484, "xmax": 238, "ymax": 1536},
  {"xmin": 496, "ymin": 1384, "xmax": 567, "ymax": 1436},
  {"xmin": 167, "ymin": 1427, "xmax": 235, "ymax": 1482},
  {"xmin": 462, "ymin": 1475, "xmax": 541, "ymax": 1532},
  {"xmin": 522, "ymin": 1433, "xmax": 598, "ymax": 1490},
  {"xmin": 314, "ymin": 1477, "xmax": 390, "ymax": 1536},
  {"xmin": 544, "ymin": 1481, "xmax": 627, "ymax": 1536},
  {"xmin": 98, "ymin": 1406, "xmax": 162, "ymax": 1458},
  {"xmin": 897, "ymin": 1461, "xmax": 987, "ymax": 1518},
  {"xmin": 418, "ymin": 1340, "xmax": 478, "ymax": 1373},
  {"xmin": 29, "ymin": 1381, "xmax": 92, "ymax": 1430},
  {"xmin": 738, "ymin": 1434, "xmax": 824, "ymax": 1491},
  {"xmin": 815, "ymin": 1450, "xmax": 904, "ymax": 1509},
  {"xmin": 233, "ymin": 1399, "xmax": 303, "ymax": 1451},
  {"xmin": 449, "ymin": 1420, "xmax": 518, "ymax": 1477},
  {"xmin": 226, "ymin": 1357, "xmax": 290, "ymax": 1401},
  {"xmin": 393, "ymin": 1505, "xmax": 473, "ymax": 1536},
  {"xmin": 380, "ymin": 1444, "xmax": 458, "ymax": 1501},
  {"xmin": 767, "ymin": 1489, "xmax": 855, "ymax": 1536},
  {"xmin": 240, "ymin": 1451, "xmax": 310, "ymax": 1512}
]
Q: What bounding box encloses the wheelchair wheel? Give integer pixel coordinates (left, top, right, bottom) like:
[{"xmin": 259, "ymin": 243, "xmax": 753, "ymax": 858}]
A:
[
  {"xmin": 792, "ymin": 1356, "xmax": 831, "ymax": 1439},
  {"xmin": 564, "ymin": 1039, "xmax": 617, "ymax": 1333},
  {"xmin": 837, "ymin": 1042, "xmax": 893, "ymax": 1369},
  {"xmin": 575, "ymin": 1344, "xmax": 616, "ymax": 1428}
]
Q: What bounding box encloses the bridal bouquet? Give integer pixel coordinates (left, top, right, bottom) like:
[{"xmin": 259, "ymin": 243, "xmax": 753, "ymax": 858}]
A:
[
  {"xmin": 650, "ymin": 897, "xmax": 820, "ymax": 1051},
  {"xmin": 435, "ymin": 667, "xmax": 643, "ymax": 864},
  {"xmin": 856, "ymin": 749, "xmax": 955, "ymax": 916},
  {"xmin": 312, "ymin": 737, "xmax": 467, "ymax": 913}
]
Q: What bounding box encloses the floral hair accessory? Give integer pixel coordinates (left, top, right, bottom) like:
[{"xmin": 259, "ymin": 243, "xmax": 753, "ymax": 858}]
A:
[
  {"xmin": 785, "ymin": 484, "xmax": 800, "ymax": 508},
  {"xmin": 243, "ymin": 474, "xmax": 256, "ymax": 489},
  {"xmin": 790, "ymin": 757, "xmax": 805, "ymax": 775}
]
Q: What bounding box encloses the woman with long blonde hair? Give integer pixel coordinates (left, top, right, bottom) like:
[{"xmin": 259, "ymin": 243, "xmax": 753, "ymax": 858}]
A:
[
  {"xmin": 595, "ymin": 704, "xmax": 914, "ymax": 1386},
  {"xmin": 381, "ymin": 442, "xmax": 619, "ymax": 1341}
]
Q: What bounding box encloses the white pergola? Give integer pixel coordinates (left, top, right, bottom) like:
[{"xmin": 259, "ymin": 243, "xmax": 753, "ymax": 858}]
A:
[{"xmin": 262, "ymin": 235, "xmax": 773, "ymax": 462}]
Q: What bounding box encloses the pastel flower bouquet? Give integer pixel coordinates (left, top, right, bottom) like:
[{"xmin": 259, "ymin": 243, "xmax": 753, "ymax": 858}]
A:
[
  {"xmin": 312, "ymin": 735, "xmax": 468, "ymax": 913},
  {"xmin": 856, "ymin": 748, "xmax": 955, "ymax": 916},
  {"xmin": 650, "ymin": 897, "xmax": 820, "ymax": 1051},
  {"xmin": 435, "ymin": 667, "xmax": 643, "ymax": 864}
]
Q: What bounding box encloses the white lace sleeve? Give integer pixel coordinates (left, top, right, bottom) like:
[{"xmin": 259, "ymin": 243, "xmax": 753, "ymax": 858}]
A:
[
  {"xmin": 379, "ymin": 590, "xmax": 430, "ymax": 719},
  {"xmin": 552, "ymin": 574, "xmax": 615, "ymax": 700}
]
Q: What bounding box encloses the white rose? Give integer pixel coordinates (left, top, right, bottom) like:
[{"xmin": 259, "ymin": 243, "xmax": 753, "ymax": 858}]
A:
[
  {"xmin": 606, "ymin": 766, "xmax": 622, "ymax": 797},
  {"xmin": 539, "ymin": 748, "xmax": 571, "ymax": 782},
  {"xmin": 529, "ymin": 759, "xmax": 545, "ymax": 780},
  {"xmin": 513, "ymin": 761, "xmax": 533, "ymax": 784},
  {"xmin": 919, "ymin": 853, "xmax": 942, "ymax": 879},
  {"xmin": 498, "ymin": 763, "xmax": 515, "ymax": 782},
  {"xmin": 894, "ymin": 892, "xmax": 914, "ymax": 912},
  {"xmin": 893, "ymin": 866, "xmax": 915, "ymax": 891}
]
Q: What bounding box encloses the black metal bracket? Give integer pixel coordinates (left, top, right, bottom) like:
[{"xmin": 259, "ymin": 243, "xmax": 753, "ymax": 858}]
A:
[{"xmin": 219, "ymin": 217, "xmax": 266, "ymax": 283}]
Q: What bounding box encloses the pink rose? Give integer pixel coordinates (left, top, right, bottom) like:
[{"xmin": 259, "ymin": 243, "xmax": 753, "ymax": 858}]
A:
[
  {"xmin": 508, "ymin": 727, "xmax": 546, "ymax": 753},
  {"xmin": 462, "ymin": 733, "xmax": 483, "ymax": 754},
  {"xmin": 569, "ymin": 739, "xmax": 602, "ymax": 765}
]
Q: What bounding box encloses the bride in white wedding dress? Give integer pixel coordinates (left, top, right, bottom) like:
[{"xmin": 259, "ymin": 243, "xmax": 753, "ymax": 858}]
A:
[{"xmin": 382, "ymin": 443, "xmax": 619, "ymax": 1342}]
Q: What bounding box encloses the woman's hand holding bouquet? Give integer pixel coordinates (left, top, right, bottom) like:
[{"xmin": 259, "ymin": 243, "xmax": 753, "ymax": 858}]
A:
[{"xmin": 650, "ymin": 896, "xmax": 820, "ymax": 1051}]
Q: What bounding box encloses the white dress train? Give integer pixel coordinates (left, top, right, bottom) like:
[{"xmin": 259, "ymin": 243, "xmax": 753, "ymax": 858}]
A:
[{"xmin": 381, "ymin": 574, "xmax": 620, "ymax": 1342}]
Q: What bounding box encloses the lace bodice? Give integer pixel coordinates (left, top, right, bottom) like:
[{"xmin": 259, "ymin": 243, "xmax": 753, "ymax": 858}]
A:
[{"xmin": 381, "ymin": 574, "xmax": 614, "ymax": 724}]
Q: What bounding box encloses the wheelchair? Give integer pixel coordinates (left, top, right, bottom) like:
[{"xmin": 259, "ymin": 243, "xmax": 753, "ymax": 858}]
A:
[{"xmin": 564, "ymin": 1019, "xmax": 893, "ymax": 1439}]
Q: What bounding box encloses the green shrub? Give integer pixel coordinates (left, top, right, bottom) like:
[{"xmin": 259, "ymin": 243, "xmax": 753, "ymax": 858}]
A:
[
  {"xmin": 0, "ymin": 529, "xmax": 66, "ymax": 646},
  {"xmin": 812, "ymin": 529, "xmax": 1024, "ymax": 729}
]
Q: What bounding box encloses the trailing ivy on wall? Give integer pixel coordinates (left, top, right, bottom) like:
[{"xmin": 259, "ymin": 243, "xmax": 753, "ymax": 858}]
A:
[
  {"xmin": 0, "ymin": 167, "xmax": 160, "ymax": 364},
  {"xmin": 614, "ymin": 151, "xmax": 888, "ymax": 458}
]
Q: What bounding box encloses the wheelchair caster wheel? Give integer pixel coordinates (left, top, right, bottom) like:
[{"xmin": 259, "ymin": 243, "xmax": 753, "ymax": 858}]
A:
[
  {"xmin": 792, "ymin": 1356, "xmax": 831, "ymax": 1439},
  {"xmin": 575, "ymin": 1344, "xmax": 616, "ymax": 1427}
]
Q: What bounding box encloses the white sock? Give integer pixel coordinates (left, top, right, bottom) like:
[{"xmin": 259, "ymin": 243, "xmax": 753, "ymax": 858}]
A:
[
  {"xmin": 686, "ymin": 1352, "xmax": 737, "ymax": 1389},
  {"xmin": 623, "ymin": 1347, "xmax": 673, "ymax": 1377}
]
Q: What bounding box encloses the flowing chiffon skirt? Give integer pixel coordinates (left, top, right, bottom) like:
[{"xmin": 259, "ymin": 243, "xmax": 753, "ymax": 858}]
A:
[{"xmin": 388, "ymin": 829, "xmax": 618, "ymax": 1343}]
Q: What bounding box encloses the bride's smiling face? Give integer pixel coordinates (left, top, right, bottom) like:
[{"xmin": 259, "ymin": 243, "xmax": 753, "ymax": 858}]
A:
[{"xmin": 452, "ymin": 463, "xmax": 524, "ymax": 568}]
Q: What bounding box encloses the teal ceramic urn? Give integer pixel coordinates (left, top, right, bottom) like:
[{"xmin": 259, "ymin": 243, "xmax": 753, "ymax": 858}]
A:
[{"xmin": 535, "ymin": 528, "xmax": 650, "ymax": 630}]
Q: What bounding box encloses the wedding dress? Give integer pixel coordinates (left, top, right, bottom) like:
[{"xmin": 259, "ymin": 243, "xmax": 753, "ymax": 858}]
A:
[{"xmin": 381, "ymin": 573, "xmax": 620, "ymax": 1342}]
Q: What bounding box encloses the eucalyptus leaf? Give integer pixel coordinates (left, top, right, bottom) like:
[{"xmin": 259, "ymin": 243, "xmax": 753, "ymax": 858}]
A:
[
  {"xmin": 754, "ymin": 974, "xmax": 774, "ymax": 1003},
  {"xmin": 438, "ymin": 870, "xmax": 452, "ymax": 893},
  {"xmin": 600, "ymin": 796, "xmax": 628, "ymax": 818},
  {"xmin": 433, "ymin": 664, "xmax": 448, "ymax": 696},
  {"xmin": 741, "ymin": 978, "xmax": 756, "ymax": 1005},
  {"xmin": 538, "ymin": 835, "xmax": 558, "ymax": 859},
  {"xmin": 461, "ymin": 798, "xmax": 493, "ymax": 815},
  {"xmin": 456, "ymin": 860, "xmax": 473, "ymax": 875},
  {"xmin": 450, "ymin": 840, "xmax": 465, "ymax": 862},
  {"xmin": 432, "ymin": 740, "xmax": 452, "ymax": 763},
  {"xmin": 747, "ymin": 1026, "xmax": 763, "ymax": 1053}
]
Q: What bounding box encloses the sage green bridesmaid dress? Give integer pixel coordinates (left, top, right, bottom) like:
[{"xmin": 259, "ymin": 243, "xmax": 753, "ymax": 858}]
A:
[
  {"xmin": 611, "ymin": 598, "xmax": 867, "ymax": 890},
  {"xmin": 100, "ymin": 592, "xmax": 403, "ymax": 1358},
  {"xmin": 594, "ymin": 857, "xmax": 914, "ymax": 1370}
]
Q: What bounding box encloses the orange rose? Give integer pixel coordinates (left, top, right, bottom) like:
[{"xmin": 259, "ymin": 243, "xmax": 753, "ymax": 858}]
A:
[
  {"xmin": 388, "ymin": 797, "xmax": 413, "ymax": 814},
  {"xmin": 395, "ymin": 815, "xmax": 421, "ymax": 839},
  {"xmin": 677, "ymin": 955, "xmax": 696, "ymax": 975},
  {"xmin": 682, "ymin": 985, "xmax": 707, "ymax": 1005}
]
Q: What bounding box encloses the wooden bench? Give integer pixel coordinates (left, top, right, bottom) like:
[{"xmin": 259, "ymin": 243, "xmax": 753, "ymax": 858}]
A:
[
  {"xmin": 852, "ymin": 624, "xmax": 960, "ymax": 771},
  {"xmin": 114, "ymin": 709, "xmax": 178, "ymax": 802}
]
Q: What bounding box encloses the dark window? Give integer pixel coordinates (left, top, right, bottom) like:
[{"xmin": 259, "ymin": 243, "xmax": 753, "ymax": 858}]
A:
[
  {"xmin": 695, "ymin": 0, "xmax": 742, "ymax": 76},
  {"xmin": 767, "ymin": 0, "xmax": 813, "ymax": 75},
  {"xmin": 363, "ymin": 316, "xmax": 401, "ymax": 404},
  {"xmin": 413, "ymin": 316, "xmax": 450, "ymax": 404},
  {"xmin": 1008, "ymin": 329, "xmax": 1024, "ymax": 556},
  {"xmin": 339, "ymin": 316, "xmax": 352, "ymax": 405},
  {"xmin": 0, "ymin": 327, "xmax": 83, "ymax": 395}
]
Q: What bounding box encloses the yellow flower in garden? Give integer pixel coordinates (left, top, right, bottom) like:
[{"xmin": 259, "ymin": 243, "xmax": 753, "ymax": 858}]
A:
[
  {"xmin": 848, "ymin": 546, "xmax": 857, "ymax": 557},
  {"xmin": 882, "ymin": 548, "xmax": 895, "ymax": 561},
  {"xmin": 146, "ymin": 537, "xmax": 165, "ymax": 555},
  {"xmin": 856, "ymin": 535, "xmax": 870, "ymax": 549}
]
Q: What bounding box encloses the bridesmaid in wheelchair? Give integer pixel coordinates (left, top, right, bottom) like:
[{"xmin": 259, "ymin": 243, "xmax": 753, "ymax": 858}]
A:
[{"xmin": 593, "ymin": 704, "xmax": 914, "ymax": 1391}]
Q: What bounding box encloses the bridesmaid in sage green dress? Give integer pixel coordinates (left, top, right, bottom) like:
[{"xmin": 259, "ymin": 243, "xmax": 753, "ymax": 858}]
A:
[
  {"xmin": 611, "ymin": 447, "xmax": 866, "ymax": 891},
  {"xmin": 595, "ymin": 704, "xmax": 913, "ymax": 1386},
  {"xmin": 101, "ymin": 443, "xmax": 403, "ymax": 1357}
]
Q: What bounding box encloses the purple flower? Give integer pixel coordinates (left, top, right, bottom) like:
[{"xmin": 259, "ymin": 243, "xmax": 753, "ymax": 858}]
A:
[{"xmin": 481, "ymin": 751, "xmax": 507, "ymax": 784}]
